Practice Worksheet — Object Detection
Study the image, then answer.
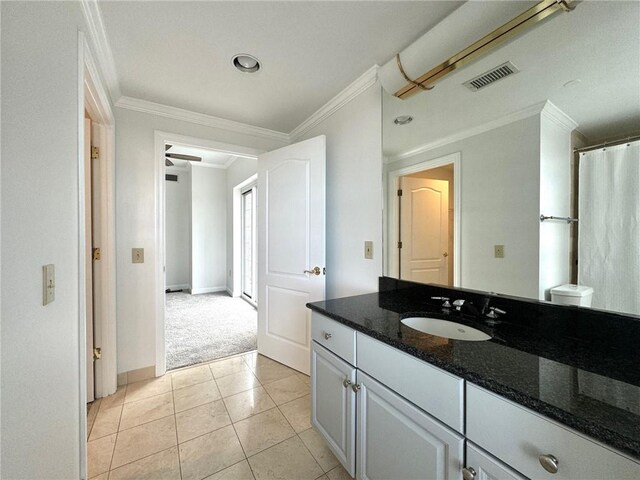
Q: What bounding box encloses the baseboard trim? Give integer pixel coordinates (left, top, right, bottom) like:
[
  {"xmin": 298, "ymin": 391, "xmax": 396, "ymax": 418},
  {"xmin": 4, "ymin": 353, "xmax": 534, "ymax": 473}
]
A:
[
  {"xmin": 191, "ymin": 286, "xmax": 227, "ymax": 295},
  {"xmin": 117, "ymin": 365, "xmax": 155, "ymax": 386},
  {"xmin": 226, "ymin": 288, "xmax": 234, "ymax": 297},
  {"xmin": 166, "ymin": 284, "xmax": 190, "ymax": 291}
]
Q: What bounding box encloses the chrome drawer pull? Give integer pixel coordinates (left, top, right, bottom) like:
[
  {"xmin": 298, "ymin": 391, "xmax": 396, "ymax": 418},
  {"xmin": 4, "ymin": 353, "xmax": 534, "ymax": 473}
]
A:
[
  {"xmin": 462, "ymin": 467, "xmax": 476, "ymax": 480},
  {"xmin": 342, "ymin": 378, "xmax": 352, "ymax": 388},
  {"xmin": 324, "ymin": 332, "xmax": 332, "ymax": 340},
  {"xmin": 539, "ymin": 454, "xmax": 559, "ymax": 474}
]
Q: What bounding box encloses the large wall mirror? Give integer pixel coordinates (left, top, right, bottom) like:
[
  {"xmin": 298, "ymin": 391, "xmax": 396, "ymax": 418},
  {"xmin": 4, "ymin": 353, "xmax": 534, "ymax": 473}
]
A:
[{"xmin": 382, "ymin": 1, "xmax": 640, "ymax": 316}]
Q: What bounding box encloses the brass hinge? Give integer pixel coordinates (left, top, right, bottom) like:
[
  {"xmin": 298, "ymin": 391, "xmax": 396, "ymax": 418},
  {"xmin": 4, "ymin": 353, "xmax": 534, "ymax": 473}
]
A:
[
  {"xmin": 91, "ymin": 146, "xmax": 99, "ymax": 159},
  {"xmin": 398, "ymin": 241, "xmax": 403, "ymax": 249},
  {"xmin": 92, "ymin": 248, "xmax": 101, "ymax": 261},
  {"xmin": 93, "ymin": 347, "xmax": 102, "ymax": 361},
  {"xmin": 397, "ymin": 189, "xmax": 403, "ymax": 197}
]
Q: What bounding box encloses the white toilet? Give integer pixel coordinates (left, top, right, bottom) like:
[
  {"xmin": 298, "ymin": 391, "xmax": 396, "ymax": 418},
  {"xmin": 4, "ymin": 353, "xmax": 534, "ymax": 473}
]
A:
[{"xmin": 550, "ymin": 284, "xmax": 594, "ymax": 307}]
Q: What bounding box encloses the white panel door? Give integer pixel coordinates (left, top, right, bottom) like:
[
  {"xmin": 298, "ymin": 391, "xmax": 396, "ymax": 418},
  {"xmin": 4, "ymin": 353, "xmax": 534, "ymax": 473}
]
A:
[
  {"xmin": 311, "ymin": 342, "xmax": 356, "ymax": 476},
  {"xmin": 465, "ymin": 443, "xmax": 527, "ymax": 480},
  {"xmin": 257, "ymin": 135, "xmax": 325, "ymax": 374},
  {"xmin": 399, "ymin": 177, "xmax": 449, "ymax": 285},
  {"xmin": 356, "ymin": 371, "xmax": 464, "ymax": 480},
  {"xmin": 84, "ymin": 117, "xmax": 95, "ymax": 403}
]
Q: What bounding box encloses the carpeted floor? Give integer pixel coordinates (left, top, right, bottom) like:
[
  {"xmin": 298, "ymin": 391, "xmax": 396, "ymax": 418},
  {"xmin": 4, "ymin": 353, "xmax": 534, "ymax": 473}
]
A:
[{"xmin": 165, "ymin": 291, "xmax": 257, "ymax": 371}]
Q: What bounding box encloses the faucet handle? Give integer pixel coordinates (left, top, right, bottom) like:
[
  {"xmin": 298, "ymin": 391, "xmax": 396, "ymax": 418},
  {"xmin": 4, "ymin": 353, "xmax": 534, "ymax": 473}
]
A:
[
  {"xmin": 486, "ymin": 307, "xmax": 506, "ymax": 319},
  {"xmin": 452, "ymin": 299, "xmax": 466, "ymax": 311},
  {"xmin": 431, "ymin": 296, "xmax": 451, "ymax": 308}
]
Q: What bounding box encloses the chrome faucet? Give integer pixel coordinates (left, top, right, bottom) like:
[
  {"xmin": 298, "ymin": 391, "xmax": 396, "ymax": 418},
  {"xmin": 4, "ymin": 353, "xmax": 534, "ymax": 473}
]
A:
[
  {"xmin": 452, "ymin": 299, "xmax": 466, "ymax": 311},
  {"xmin": 431, "ymin": 296, "xmax": 451, "ymax": 308}
]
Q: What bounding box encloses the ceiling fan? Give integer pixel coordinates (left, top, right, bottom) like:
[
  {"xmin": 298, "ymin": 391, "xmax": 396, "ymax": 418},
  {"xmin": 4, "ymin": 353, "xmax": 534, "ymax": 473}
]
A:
[{"xmin": 165, "ymin": 144, "xmax": 202, "ymax": 166}]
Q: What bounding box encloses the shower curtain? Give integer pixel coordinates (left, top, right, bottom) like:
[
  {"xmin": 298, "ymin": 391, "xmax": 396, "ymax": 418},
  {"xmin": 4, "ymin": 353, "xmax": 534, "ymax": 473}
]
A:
[{"xmin": 578, "ymin": 140, "xmax": 640, "ymax": 315}]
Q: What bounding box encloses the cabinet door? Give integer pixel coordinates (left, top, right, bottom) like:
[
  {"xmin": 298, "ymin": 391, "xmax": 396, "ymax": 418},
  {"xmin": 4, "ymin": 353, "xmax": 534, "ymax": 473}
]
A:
[
  {"xmin": 311, "ymin": 342, "xmax": 356, "ymax": 476},
  {"xmin": 465, "ymin": 443, "xmax": 528, "ymax": 480},
  {"xmin": 356, "ymin": 371, "xmax": 464, "ymax": 480}
]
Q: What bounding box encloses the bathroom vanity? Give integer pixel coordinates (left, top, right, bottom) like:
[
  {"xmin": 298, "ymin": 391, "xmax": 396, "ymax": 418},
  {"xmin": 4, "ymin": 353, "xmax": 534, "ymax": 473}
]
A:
[{"xmin": 306, "ymin": 278, "xmax": 640, "ymax": 480}]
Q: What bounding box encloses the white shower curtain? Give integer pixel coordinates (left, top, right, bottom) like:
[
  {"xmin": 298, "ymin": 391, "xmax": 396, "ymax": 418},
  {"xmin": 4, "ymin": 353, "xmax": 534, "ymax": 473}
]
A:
[{"xmin": 578, "ymin": 140, "xmax": 640, "ymax": 315}]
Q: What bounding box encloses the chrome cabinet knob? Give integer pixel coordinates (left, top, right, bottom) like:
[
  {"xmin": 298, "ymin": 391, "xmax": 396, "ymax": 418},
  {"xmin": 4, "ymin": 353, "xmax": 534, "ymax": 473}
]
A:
[
  {"xmin": 324, "ymin": 332, "xmax": 332, "ymax": 340},
  {"xmin": 351, "ymin": 383, "xmax": 361, "ymax": 393},
  {"xmin": 539, "ymin": 454, "xmax": 559, "ymax": 474},
  {"xmin": 462, "ymin": 467, "xmax": 476, "ymax": 480},
  {"xmin": 342, "ymin": 378, "xmax": 352, "ymax": 388}
]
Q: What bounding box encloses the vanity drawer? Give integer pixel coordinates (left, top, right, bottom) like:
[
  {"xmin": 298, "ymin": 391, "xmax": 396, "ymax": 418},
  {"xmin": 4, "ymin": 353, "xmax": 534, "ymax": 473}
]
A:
[
  {"xmin": 467, "ymin": 384, "xmax": 640, "ymax": 480},
  {"xmin": 356, "ymin": 332, "xmax": 463, "ymax": 433},
  {"xmin": 311, "ymin": 312, "xmax": 356, "ymax": 365}
]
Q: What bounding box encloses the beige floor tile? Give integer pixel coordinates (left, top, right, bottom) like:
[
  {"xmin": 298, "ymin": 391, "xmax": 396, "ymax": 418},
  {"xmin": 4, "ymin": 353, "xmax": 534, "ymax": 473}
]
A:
[
  {"xmin": 241, "ymin": 351, "xmax": 260, "ymax": 369},
  {"xmin": 317, "ymin": 476, "xmax": 329, "ymax": 480},
  {"xmin": 108, "ymin": 446, "xmax": 181, "ymax": 480},
  {"xmin": 223, "ymin": 386, "xmax": 276, "ymax": 423},
  {"xmin": 87, "ymin": 398, "xmax": 102, "ymax": 439},
  {"xmin": 90, "ymin": 473, "xmax": 109, "ymax": 480},
  {"xmin": 248, "ymin": 435, "xmax": 324, "ymax": 480},
  {"xmin": 263, "ymin": 375, "xmax": 309, "ymax": 405},
  {"xmin": 179, "ymin": 425, "xmax": 245, "ymax": 480},
  {"xmin": 125, "ymin": 375, "xmax": 172, "ymax": 403},
  {"xmin": 176, "ymin": 399, "xmax": 231, "ymax": 443},
  {"xmin": 89, "ymin": 404, "xmax": 123, "ymax": 440},
  {"xmin": 172, "ymin": 364, "xmax": 213, "ymax": 390},
  {"xmin": 296, "ymin": 372, "xmax": 311, "ymax": 386},
  {"xmin": 210, "ymin": 356, "xmax": 252, "ymax": 379},
  {"xmin": 299, "ymin": 428, "xmax": 339, "ymax": 472},
  {"xmin": 111, "ymin": 415, "xmax": 178, "ymax": 469},
  {"xmin": 233, "ymin": 408, "xmax": 295, "ymax": 457},
  {"xmin": 203, "ymin": 459, "xmax": 255, "ymax": 480},
  {"xmin": 279, "ymin": 394, "xmax": 311, "ymax": 433},
  {"xmin": 174, "ymin": 380, "xmax": 222, "ymax": 413},
  {"xmin": 100, "ymin": 386, "xmax": 126, "ymax": 409},
  {"xmin": 216, "ymin": 370, "xmax": 260, "ymax": 398},
  {"xmin": 326, "ymin": 464, "xmax": 353, "ymax": 480},
  {"xmin": 251, "ymin": 360, "xmax": 298, "ymax": 385},
  {"xmin": 119, "ymin": 392, "xmax": 174, "ymax": 430},
  {"xmin": 87, "ymin": 433, "xmax": 116, "ymax": 478}
]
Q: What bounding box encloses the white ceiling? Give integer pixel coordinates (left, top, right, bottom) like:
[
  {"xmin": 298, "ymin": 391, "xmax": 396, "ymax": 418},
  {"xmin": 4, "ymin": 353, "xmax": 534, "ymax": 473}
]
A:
[
  {"xmin": 165, "ymin": 144, "xmax": 236, "ymax": 169},
  {"xmin": 98, "ymin": 1, "xmax": 463, "ymax": 133},
  {"xmin": 383, "ymin": 1, "xmax": 640, "ymax": 157}
]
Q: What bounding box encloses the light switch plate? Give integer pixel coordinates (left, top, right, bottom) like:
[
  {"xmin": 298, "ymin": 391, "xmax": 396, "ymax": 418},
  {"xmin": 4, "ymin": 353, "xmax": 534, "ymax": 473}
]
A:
[
  {"xmin": 364, "ymin": 241, "xmax": 374, "ymax": 259},
  {"xmin": 132, "ymin": 248, "xmax": 144, "ymax": 263},
  {"xmin": 43, "ymin": 264, "xmax": 55, "ymax": 305},
  {"xmin": 494, "ymin": 245, "xmax": 505, "ymax": 258}
]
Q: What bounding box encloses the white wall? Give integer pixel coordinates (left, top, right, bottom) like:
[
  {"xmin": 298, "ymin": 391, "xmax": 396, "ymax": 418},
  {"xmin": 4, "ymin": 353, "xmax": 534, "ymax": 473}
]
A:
[
  {"xmin": 1, "ymin": 2, "xmax": 87, "ymax": 477},
  {"xmin": 115, "ymin": 107, "xmax": 286, "ymax": 373},
  {"xmin": 297, "ymin": 84, "xmax": 384, "ymax": 298},
  {"xmin": 226, "ymin": 158, "xmax": 258, "ymax": 294},
  {"xmin": 190, "ymin": 165, "xmax": 227, "ymax": 293},
  {"xmin": 387, "ymin": 115, "xmax": 542, "ymax": 299},
  {"xmin": 165, "ymin": 167, "xmax": 191, "ymax": 288}
]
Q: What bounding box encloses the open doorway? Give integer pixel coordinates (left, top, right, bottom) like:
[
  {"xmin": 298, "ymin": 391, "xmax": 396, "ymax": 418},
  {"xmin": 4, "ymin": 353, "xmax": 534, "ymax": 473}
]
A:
[
  {"xmin": 159, "ymin": 134, "xmax": 262, "ymax": 372},
  {"xmin": 387, "ymin": 152, "xmax": 461, "ymax": 286}
]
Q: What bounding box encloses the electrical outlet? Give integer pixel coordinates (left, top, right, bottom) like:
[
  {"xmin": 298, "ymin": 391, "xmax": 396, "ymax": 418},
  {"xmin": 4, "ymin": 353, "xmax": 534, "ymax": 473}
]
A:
[
  {"xmin": 43, "ymin": 264, "xmax": 55, "ymax": 305},
  {"xmin": 132, "ymin": 248, "xmax": 144, "ymax": 263},
  {"xmin": 364, "ymin": 241, "xmax": 374, "ymax": 259},
  {"xmin": 494, "ymin": 245, "xmax": 505, "ymax": 258}
]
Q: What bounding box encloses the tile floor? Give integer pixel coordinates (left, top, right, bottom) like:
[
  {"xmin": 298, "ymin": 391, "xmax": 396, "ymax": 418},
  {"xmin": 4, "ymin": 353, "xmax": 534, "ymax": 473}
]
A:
[{"xmin": 87, "ymin": 351, "xmax": 353, "ymax": 480}]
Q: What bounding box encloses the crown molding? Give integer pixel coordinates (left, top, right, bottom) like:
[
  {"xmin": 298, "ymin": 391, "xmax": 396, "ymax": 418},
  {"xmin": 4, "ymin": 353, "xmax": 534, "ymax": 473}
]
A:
[
  {"xmin": 290, "ymin": 65, "xmax": 379, "ymax": 141},
  {"xmin": 540, "ymin": 100, "xmax": 579, "ymax": 132},
  {"xmin": 387, "ymin": 100, "xmax": 566, "ymax": 163},
  {"xmin": 80, "ymin": 0, "xmax": 121, "ymax": 103},
  {"xmin": 118, "ymin": 96, "xmax": 290, "ymax": 143}
]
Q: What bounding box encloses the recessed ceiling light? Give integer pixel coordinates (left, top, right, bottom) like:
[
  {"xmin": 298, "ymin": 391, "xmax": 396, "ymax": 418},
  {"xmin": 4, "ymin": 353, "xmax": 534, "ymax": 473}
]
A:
[
  {"xmin": 394, "ymin": 115, "xmax": 413, "ymax": 126},
  {"xmin": 232, "ymin": 54, "xmax": 261, "ymax": 73}
]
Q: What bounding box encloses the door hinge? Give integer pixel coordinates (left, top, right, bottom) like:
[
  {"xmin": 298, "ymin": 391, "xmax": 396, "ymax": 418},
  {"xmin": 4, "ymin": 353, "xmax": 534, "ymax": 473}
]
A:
[
  {"xmin": 91, "ymin": 146, "xmax": 99, "ymax": 159},
  {"xmin": 397, "ymin": 189, "xmax": 403, "ymax": 197},
  {"xmin": 93, "ymin": 347, "xmax": 102, "ymax": 361},
  {"xmin": 398, "ymin": 241, "xmax": 403, "ymax": 249},
  {"xmin": 92, "ymin": 247, "xmax": 101, "ymax": 261}
]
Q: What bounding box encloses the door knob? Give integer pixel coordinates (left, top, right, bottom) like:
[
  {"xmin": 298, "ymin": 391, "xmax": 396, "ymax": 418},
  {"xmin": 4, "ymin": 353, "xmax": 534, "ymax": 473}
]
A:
[
  {"xmin": 304, "ymin": 266, "xmax": 321, "ymax": 276},
  {"xmin": 443, "ymin": 252, "xmax": 449, "ymax": 258}
]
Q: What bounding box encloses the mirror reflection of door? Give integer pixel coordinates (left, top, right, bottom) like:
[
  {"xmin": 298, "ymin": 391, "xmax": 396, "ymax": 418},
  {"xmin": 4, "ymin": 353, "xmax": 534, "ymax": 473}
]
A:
[
  {"xmin": 241, "ymin": 185, "xmax": 257, "ymax": 305},
  {"xmin": 399, "ymin": 164, "xmax": 454, "ymax": 286}
]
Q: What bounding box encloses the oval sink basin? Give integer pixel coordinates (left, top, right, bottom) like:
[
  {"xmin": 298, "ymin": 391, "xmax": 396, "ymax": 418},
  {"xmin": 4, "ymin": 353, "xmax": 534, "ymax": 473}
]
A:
[{"xmin": 401, "ymin": 317, "xmax": 491, "ymax": 341}]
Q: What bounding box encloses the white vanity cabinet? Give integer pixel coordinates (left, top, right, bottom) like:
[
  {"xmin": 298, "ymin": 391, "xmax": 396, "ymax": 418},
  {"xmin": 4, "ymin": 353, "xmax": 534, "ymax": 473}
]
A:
[
  {"xmin": 356, "ymin": 370, "xmax": 464, "ymax": 480},
  {"xmin": 464, "ymin": 442, "xmax": 527, "ymax": 480}
]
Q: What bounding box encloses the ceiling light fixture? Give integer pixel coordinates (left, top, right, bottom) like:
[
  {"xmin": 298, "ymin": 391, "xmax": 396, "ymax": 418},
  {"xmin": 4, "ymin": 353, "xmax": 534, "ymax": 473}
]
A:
[
  {"xmin": 394, "ymin": 115, "xmax": 413, "ymax": 126},
  {"xmin": 232, "ymin": 54, "xmax": 261, "ymax": 73}
]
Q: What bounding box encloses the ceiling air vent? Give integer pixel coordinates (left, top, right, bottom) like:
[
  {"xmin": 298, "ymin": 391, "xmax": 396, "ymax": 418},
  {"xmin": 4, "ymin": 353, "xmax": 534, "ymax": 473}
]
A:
[{"xmin": 463, "ymin": 61, "xmax": 519, "ymax": 92}]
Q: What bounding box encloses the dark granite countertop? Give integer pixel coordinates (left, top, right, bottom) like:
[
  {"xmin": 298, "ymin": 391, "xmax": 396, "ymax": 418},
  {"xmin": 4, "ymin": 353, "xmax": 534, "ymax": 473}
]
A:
[{"xmin": 306, "ymin": 278, "xmax": 640, "ymax": 460}]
